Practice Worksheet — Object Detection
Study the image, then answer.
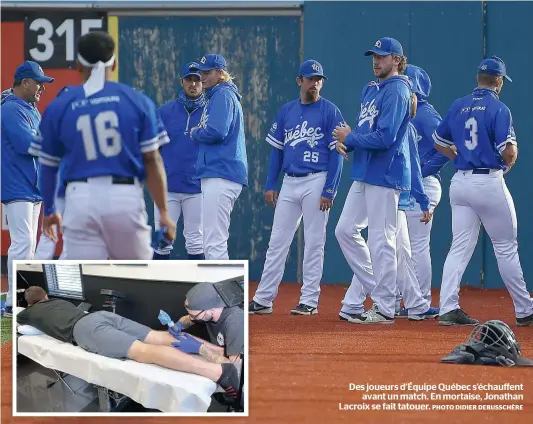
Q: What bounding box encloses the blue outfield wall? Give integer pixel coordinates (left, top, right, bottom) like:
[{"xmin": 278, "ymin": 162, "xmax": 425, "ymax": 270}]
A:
[
  {"xmin": 117, "ymin": 15, "xmax": 302, "ymax": 281},
  {"xmin": 304, "ymin": 1, "xmax": 533, "ymax": 290},
  {"xmin": 115, "ymin": 1, "xmax": 532, "ymax": 291}
]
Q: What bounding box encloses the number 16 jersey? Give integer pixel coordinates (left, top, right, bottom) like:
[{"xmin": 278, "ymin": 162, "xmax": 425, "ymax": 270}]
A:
[
  {"xmin": 39, "ymin": 81, "xmax": 167, "ymax": 182},
  {"xmin": 433, "ymin": 87, "xmax": 516, "ymax": 171}
]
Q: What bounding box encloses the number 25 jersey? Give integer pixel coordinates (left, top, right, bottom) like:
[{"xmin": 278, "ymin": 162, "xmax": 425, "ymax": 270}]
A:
[
  {"xmin": 38, "ymin": 81, "xmax": 167, "ymax": 182},
  {"xmin": 266, "ymin": 97, "xmax": 344, "ymax": 175}
]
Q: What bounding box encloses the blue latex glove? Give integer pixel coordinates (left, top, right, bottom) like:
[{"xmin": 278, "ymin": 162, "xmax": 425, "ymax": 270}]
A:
[
  {"xmin": 168, "ymin": 321, "xmax": 183, "ymax": 340},
  {"xmin": 171, "ymin": 333, "xmax": 203, "ymax": 354}
]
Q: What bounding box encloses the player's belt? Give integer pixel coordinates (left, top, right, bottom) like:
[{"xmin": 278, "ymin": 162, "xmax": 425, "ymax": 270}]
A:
[
  {"xmin": 286, "ymin": 170, "xmax": 323, "ymax": 178},
  {"xmin": 471, "ymin": 168, "xmax": 491, "ymax": 175},
  {"xmin": 67, "ymin": 176, "xmax": 135, "ymax": 185}
]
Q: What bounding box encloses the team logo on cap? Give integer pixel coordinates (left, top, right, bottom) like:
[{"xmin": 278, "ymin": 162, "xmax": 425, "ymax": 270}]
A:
[
  {"xmin": 311, "ymin": 63, "xmax": 320, "ymax": 72},
  {"xmin": 38, "ymin": 65, "xmax": 44, "ymax": 74},
  {"xmin": 375, "ymin": 40, "xmax": 382, "ymax": 48},
  {"xmin": 200, "ymin": 56, "xmax": 206, "ymax": 64},
  {"xmin": 480, "ymin": 64, "xmax": 487, "ymax": 70},
  {"xmin": 190, "ymin": 62, "xmax": 199, "ymax": 68}
]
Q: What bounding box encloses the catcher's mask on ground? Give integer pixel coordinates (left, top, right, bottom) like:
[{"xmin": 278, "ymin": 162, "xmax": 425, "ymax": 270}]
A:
[{"xmin": 468, "ymin": 319, "xmax": 533, "ymax": 366}]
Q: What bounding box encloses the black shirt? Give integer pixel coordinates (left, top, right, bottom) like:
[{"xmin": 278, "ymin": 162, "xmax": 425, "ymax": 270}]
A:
[
  {"xmin": 17, "ymin": 298, "xmax": 88, "ymax": 344},
  {"xmin": 206, "ymin": 306, "xmax": 244, "ymax": 357}
]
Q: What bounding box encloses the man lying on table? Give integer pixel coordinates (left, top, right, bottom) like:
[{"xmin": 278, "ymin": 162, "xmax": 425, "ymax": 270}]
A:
[{"xmin": 16, "ymin": 286, "xmax": 239, "ymax": 399}]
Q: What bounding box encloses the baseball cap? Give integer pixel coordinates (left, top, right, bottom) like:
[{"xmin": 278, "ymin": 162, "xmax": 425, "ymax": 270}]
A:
[
  {"xmin": 14, "ymin": 61, "xmax": 54, "ymax": 83},
  {"xmin": 364, "ymin": 37, "xmax": 403, "ymax": 57},
  {"xmin": 404, "ymin": 64, "xmax": 432, "ymax": 100},
  {"xmin": 196, "ymin": 53, "xmax": 227, "ymax": 71},
  {"xmin": 185, "ymin": 282, "xmax": 226, "ymax": 311},
  {"xmin": 299, "ymin": 59, "xmax": 327, "ymax": 80},
  {"xmin": 478, "ymin": 56, "xmax": 512, "ymax": 82},
  {"xmin": 181, "ymin": 62, "xmax": 201, "ymax": 79}
]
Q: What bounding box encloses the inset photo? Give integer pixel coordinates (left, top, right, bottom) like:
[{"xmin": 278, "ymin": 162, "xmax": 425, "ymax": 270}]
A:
[{"xmin": 12, "ymin": 260, "xmax": 247, "ymax": 416}]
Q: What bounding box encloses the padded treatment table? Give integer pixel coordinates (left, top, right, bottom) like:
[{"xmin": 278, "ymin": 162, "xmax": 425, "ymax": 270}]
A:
[{"xmin": 17, "ymin": 333, "xmax": 216, "ymax": 412}]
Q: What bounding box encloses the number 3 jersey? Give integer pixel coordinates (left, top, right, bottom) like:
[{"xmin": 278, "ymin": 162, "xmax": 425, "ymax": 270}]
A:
[
  {"xmin": 433, "ymin": 88, "xmax": 516, "ymax": 171},
  {"xmin": 38, "ymin": 82, "xmax": 168, "ymax": 182},
  {"xmin": 265, "ymin": 97, "xmax": 344, "ymax": 197}
]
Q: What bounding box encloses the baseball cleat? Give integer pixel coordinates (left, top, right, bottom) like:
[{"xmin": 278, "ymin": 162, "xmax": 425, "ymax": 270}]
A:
[
  {"xmin": 339, "ymin": 311, "xmax": 364, "ymax": 321},
  {"xmin": 248, "ymin": 300, "xmax": 272, "ymax": 315},
  {"xmin": 347, "ymin": 306, "xmax": 394, "ymax": 325},
  {"xmin": 438, "ymin": 309, "xmax": 478, "ymax": 326},
  {"xmin": 516, "ymin": 313, "xmax": 533, "ymax": 327},
  {"xmin": 290, "ymin": 304, "xmax": 318, "ymax": 315},
  {"xmin": 395, "ymin": 307, "xmax": 408, "ymax": 319},
  {"xmin": 408, "ymin": 306, "xmax": 440, "ymax": 321}
]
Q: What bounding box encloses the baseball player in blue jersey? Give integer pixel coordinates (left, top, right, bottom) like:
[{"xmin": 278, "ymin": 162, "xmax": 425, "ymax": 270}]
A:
[
  {"xmin": 434, "ymin": 56, "xmax": 533, "ymax": 327},
  {"xmin": 1, "ymin": 62, "xmax": 54, "ymax": 316},
  {"xmin": 38, "ymin": 31, "xmax": 175, "ymax": 260},
  {"xmin": 399, "ymin": 64, "xmax": 448, "ymax": 311},
  {"xmin": 249, "ymin": 60, "xmax": 344, "ymax": 315},
  {"xmin": 154, "ymin": 62, "xmax": 207, "ymax": 260},
  {"xmin": 191, "ymin": 54, "xmax": 248, "ymax": 260},
  {"xmin": 334, "ymin": 37, "xmax": 411, "ymax": 324}
]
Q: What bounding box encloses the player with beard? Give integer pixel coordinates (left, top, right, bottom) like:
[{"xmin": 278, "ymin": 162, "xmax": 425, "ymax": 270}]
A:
[
  {"xmin": 249, "ymin": 60, "xmax": 345, "ymax": 315},
  {"xmin": 155, "ymin": 62, "xmax": 207, "ymax": 259},
  {"xmin": 334, "ymin": 38, "xmax": 412, "ymax": 324}
]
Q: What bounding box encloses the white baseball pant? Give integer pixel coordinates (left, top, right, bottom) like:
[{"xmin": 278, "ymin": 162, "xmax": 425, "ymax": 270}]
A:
[
  {"xmin": 4, "ymin": 201, "xmax": 41, "ymax": 307},
  {"xmin": 201, "ymin": 178, "xmax": 242, "ymax": 260},
  {"xmin": 336, "ymin": 181, "xmax": 400, "ymax": 318},
  {"xmin": 396, "ymin": 210, "xmax": 431, "ymax": 314},
  {"xmin": 34, "ymin": 197, "xmax": 66, "ymax": 260},
  {"xmin": 405, "ymin": 175, "xmax": 442, "ymax": 303},
  {"xmin": 440, "ymin": 170, "xmax": 533, "ymax": 318},
  {"xmin": 61, "ymin": 176, "xmax": 153, "ymax": 260},
  {"xmin": 154, "ymin": 192, "xmax": 203, "ymax": 256},
  {"xmin": 253, "ymin": 172, "xmax": 328, "ymax": 309}
]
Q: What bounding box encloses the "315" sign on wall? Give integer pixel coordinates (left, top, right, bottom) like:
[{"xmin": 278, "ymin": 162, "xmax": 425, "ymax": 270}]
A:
[{"xmin": 24, "ymin": 12, "xmax": 108, "ymax": 69}]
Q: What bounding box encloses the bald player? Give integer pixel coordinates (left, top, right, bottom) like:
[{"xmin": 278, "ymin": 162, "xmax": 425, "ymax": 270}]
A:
[{"xmin": 434, "ymin": 56, "xmax": 533, "ymax": 327}]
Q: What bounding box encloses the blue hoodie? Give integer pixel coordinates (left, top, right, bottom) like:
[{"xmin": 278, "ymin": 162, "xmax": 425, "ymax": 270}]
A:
[
  {"xmin": 159, "ymin": 92, "xmax": 206, "ymax": 194},
  {"xmin": 1, "ymin": 91, "xmax": 42, "ymax": 203},
  {"xmin": 398, "ymin": 123, "xmax": 429, "ymax": 212},
  {"xmin": 345, "ymin": 76, "xmax": 411, "ymax": 191},
  {"xmin": 403, "ymin": 64, "xmax": 448, "ymax": 180},
  {"xmin": 414, "ymin": 101, "xmax": 448, "ymax": 180},
  {"xmin": 191, "ymin": 81, "xmax": 248, "ymax": 186}
]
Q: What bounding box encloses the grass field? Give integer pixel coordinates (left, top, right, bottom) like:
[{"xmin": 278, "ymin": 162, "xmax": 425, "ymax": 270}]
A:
[{"xmin": 1, "ymin": 293, "xmax": 13, "ymax": 345}]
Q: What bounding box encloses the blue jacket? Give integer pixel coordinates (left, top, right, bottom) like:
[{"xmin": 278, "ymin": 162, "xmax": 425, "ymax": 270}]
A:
[
  {"xmin": 1, "ymin": 92, "xmax": 42, "ymax": 203},
  {"xmin": 399, "ymin": 123, "xmax": 430, "ymax": 212},
  {"xmin": 413, "ymin": 101, "xmax": 448, "ymax": 180},
  {"xmin": 191, "ymin": 82, "xmax": 248, "ymax": 186},
  {"xmin": 159, "ymin": 96, "xmax": 204, "ymax": 194},
  {"xmin": 345, "ymin": 76, "xmax": 411, "ymax": 191}
]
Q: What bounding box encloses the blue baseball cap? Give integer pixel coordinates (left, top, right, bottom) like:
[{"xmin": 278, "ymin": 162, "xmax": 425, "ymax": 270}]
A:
[
  {"xmin": 299, "ymin": 59, "xmax": 327, "ymax": 80},
  {"xmin": 181, "ymin": 62, "xmax": 201, "ymax": 79},
  {"xmin": 196, "ymin": 54, "xmax": 227, "ymax": 71},
  {"xmin": 478, "ymin": 56, "xmax": 512, "ymax": 82},
  {"xmin": 14, "ymin": 61, "xmax": 54, "ymax": 83},
  {"xmin": 364, "ymin": 37, "xmax": 403, "ymax": 57},
  {"xmin": 404, "ymin": 64, "xmax": 432, "ymax": 100}
]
